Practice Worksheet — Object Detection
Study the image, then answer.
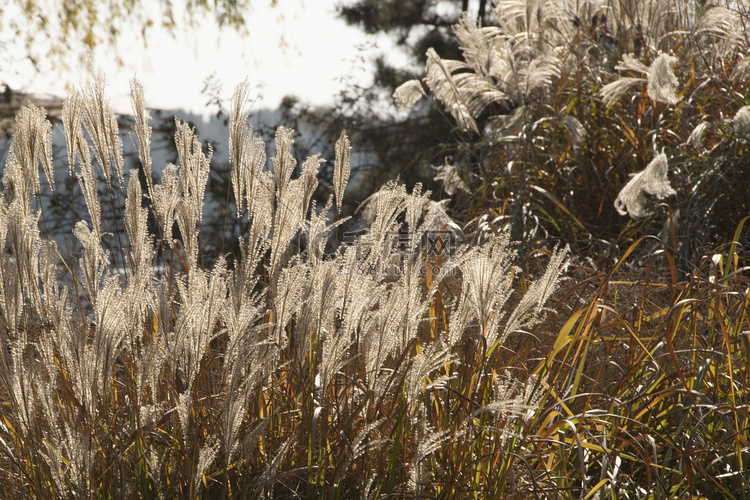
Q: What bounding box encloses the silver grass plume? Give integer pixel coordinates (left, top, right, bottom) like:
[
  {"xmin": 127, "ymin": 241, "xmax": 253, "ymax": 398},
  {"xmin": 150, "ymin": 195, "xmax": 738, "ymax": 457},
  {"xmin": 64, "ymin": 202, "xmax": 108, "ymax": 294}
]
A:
[
  {"xmin": 2, "ymin": 151, "xmax": 33, "ymax": 218},
  {"xmin": 151, "ymin": 163, "xmax": 181, "ymax": 247},
  {"xmin": 11, "ymin": 103, "xmax": 54, "ymax": 194},
  {"xmin": 244, "ymin": 135, "xmax": 267, "ymax": 219},
  {"xmin": 223, "ymin": 272, "xmax": 268, "ymax": 462},
  {"xmin": 393, "ymin": 79, "xmax": 426, "ymax": 112},
  {"xmin": 271, "ymin": 260, "xmax": 307, "ymax": 350},
  {"xmin": 364, "ymin": 263, "xmax": 429, "ymax": 392},
  {"xmin": 174, "ymin": 118, "xmax": 211, "ymax": 225},
  {"xmin": 172, "ymin": 259, "xmax": 227, "ymax": 395},
  {"xmin": 600, "ymin": 53, "xmax": 680, "ymax": 107},
  {"xmin": 338, "ymin": 250, "xmax": 378, "ymax": 341},
  {"xmin": 300, "ymin": 153, "xmax": 324, "ymax": 215},
  {"xmin": 615, "ymin": 153, "xmax": 676, "ymax": 218},
  {"xmin": 478, "ymin": 373, "xmax": 546, "ymax": 423},
  {"xmin": 306, "ymin": 196, "xmax": 347, "ymax": 265},
  {"xmin": 423, "ymin": 199, "xmax": 463, "ymax": 237},
  {"xmin": 243, "ymin": 170, "xmax": 274, "ymax": 272},
  {"xmin": 455, "ymin": 12, "xmax": 559, "ymax": 103},
  {"xmin": 733, "ymin": 106, "xmax": 750, "ymax": 138},
  {"xmin": 616, "ymin": 53, "xmax": 651, "ymax": 74},
  {"xmin": 4, "ymin": 199, "xmax": 43, "ymax": 318},
  {"xmin": 129, "ymin": 79, "xmax": 154, "ymax": 196},
  {"xmin": 92, "ymin": 276, "xmax": 128, "ymax": 408},
  {"xmin": 403, "ymin": 183, "xmax": 436, "ymax": 259},
  {"xmin": 452, "ymin": 13, "xmax": 504, "ymax": 76},
  {"xmin": 341, "ymin": 420, "xmax": 388, "ymax": 482},
  {"xmin": 647, "ymin": 54, "xmax": 680, "ymax": 105},
  {"xmin": 409, "ymin": 419, "xmax": 452, "ymax": 495},
  {"xmin": 559, "ymin": 114, "xmax": 586, "ymax": 148},
  {"xmin": 73, "ymin": 221, "xmax": 106, "ymax": 305},
  {"xmin": 81, "ymin": 77, "xmax": 124, "ymax": 189},
  {"xmin": 13, "ymin": 208, "xmax": 44, "ymax": 316},
  {"xmin": 195, "ymin": 443, "xmax": 220, "ymax": 494},
  {"xmin": 459, "ymin": 235, "xmax": 515, "ymax": 348},
  {"xmin": 256, "ymin": 438, "xmax": 291, "ymax": 499},
  {"xmin": 315, "ymin": 268, "xmax": 349, "ymax": 393},
  {"xmin": 294, "ymin": 260, "xmax": 337, "ymax": 365},
  {"xmin": 687, "ymin": 121, "xmax": 709, "ymax": 149},
  {"xmin": 175, "ymin": 197, "xmax": 200, "ymax": 271},
  {"xmin": 361, "ymin": 181, "xmax": 407, "ymax": 243},
  {"xmin": 439, "ymin": 51, "xmax": 500, "ymax": 131},
  {"xmin": 405, "ymin": 340, "xmax": 454, "ymax": 413},
  {"xmin": 424, "ymin": 48, "xmax": 478, "ymax": 132},
  {"xmin": 63, "ymin": 89, "xmax": 85, "ymax": 175},
  {"xmin": 270, "ymin": 181, "xmax": 304, "ymax": 278},
  {"xmin": 125, "ymin": 170, "xmax": 152, "ymax": 278},
  {"xmin": 229, "ymin": 80, "xmax": 253, "ymax": 218},
  {"xmin": 333, "ymin": 130, "xmax": 351, "ymax": 214},
  {"xmin": 600, "ymin": 77, "xmax": 646, "ymax": 108},
  {"xmin": 695, "ymin": 6, "xmax": 741, "ymax": 43},
  {"xmin": 76, "ymin": 141, "xmax": 102, "ymax": 239},
  {"xmin": 272, "ymin": 126, "xmax": 296, "ymax": 201},
  {"xmin": 499, "ymin": 245, "xmax": 567, "ymax": 345}
]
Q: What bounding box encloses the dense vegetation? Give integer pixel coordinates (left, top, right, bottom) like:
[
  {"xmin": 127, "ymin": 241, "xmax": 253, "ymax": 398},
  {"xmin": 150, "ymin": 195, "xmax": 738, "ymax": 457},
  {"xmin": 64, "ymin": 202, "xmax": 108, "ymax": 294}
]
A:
[{"xmin": 1, "ymin": 0, "xmax": 750, "ymax": 498}]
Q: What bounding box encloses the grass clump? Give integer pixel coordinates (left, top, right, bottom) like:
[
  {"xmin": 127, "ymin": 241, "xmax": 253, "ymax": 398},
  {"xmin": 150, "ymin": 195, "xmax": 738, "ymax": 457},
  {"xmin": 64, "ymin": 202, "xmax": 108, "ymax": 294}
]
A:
[{"xmin": 0, "ymin": 79, "xmax": 568, "ymax": 498}]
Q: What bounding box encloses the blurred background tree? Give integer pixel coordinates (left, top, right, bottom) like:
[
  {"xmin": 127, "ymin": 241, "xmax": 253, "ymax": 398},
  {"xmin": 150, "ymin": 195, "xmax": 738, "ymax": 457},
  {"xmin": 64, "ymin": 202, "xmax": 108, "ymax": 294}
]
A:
[{"xmin": 0, "ymin": 0, "xmax": 269, "ymax": 71}]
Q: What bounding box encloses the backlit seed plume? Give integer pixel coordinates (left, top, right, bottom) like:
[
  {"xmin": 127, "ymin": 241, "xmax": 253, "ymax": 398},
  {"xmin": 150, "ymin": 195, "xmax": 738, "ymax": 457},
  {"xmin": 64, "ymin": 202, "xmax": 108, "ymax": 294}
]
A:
[
  {"xmin": 129, "ymin": 79, "xmax": 153, "ymax": 196},
  {"xmin": 272, "ymin": 126, "xmax": 296, "ymax": 201},
  {"xmin": 81, "ymin": 77, "xmax": 124, "ymax": 189},
  {"xmin": 333, "ymin": 130, "xmax": 350, "ymax": 214},
  {"xmin": 11, "ymin": 103, "xmax": 54, "ymax": 195},
  {"xmin": 393, "ymin": 79, "xmax": 426, "ymax": 112},
  {"xmin": 687, "ymin": 121, "xmax": 708, "ymax": 149},
  {"xmin": 615, "ymin": 153, "xmax": 676, "ymax": 218},
  {"xmin": 174, "ymin": 118, "xmax": 211, "ymax": 224},
  {"xmin": 733, "ymin": 106, "xmax": 750, "ymax": 138},
  {"xmin": 300, "ymin": 153, "xmax": 324, "ymax": 214},
  {"xmin": 647, "ymin": 54, "xmax": 680, "ymax": 105},
  {"xmin": 424, "ymin": 48, "xmax": 478, "ymax": 133},
  {"xmin": 63, "ymin": 90, "xmax": 84, "ymax": 176},
  {"xmin": 229, "ymin": 80, "xmax": 253, "ymax": 218},
  {"xmin": 125, "ymin": 170, "xmax": 150, "ymax": 276},
  {"xmin": 600, "ymin": 53, "xmax": 680, "ymax": 107},
  {"xmin": 559, "ymin": 114, "xmax": 586, "ymax": 148},
  {"xmin": 152, "ymin": 163, "xmax": 181, "ymax": 247},
  {"xmin": 244, "ymin": 135, "xmax": 267, "ymax": 219},
  {"xmin": 600, "ymin": 77, "xmax": 645, "ymax": 108},
  {"xmin": 77, "ymin": 148, "xmax": 102, "ymax": 238}
]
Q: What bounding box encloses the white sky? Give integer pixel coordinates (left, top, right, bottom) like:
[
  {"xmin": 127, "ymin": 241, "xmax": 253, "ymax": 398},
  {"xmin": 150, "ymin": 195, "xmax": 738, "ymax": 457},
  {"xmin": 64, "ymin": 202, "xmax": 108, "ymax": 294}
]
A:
[{"xmin": 2, "ymin": 0, "xmax": 406, "ymax": 115}]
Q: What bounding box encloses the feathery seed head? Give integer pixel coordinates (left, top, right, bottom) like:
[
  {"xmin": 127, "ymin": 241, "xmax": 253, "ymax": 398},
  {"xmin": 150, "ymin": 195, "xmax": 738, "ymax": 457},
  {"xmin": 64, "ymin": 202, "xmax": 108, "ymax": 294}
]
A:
[
  {"xmin": 334, "ymin": 130, "xmax": 351, "ymax": 214},
  {"xmin": 129, "ymin": 79, "xmax": 153, "ymax": 195},
  {"xmin": 733, "ymin": 106, "xmax": 750, "ymax": 138},
  {"xmin": 615, "ymin": 152, "xmax": 676, "ymax": 218},
  {"xmin": 647, "ymin": 53, "xmax": 680, "ymax": 105},
  {"xmin": 393, "ymin": 79, "xmax": 426, "ymax": 112},
  {"xmin": 10, "ymin": 103, "xmax": 54, "ymax": 195}
]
